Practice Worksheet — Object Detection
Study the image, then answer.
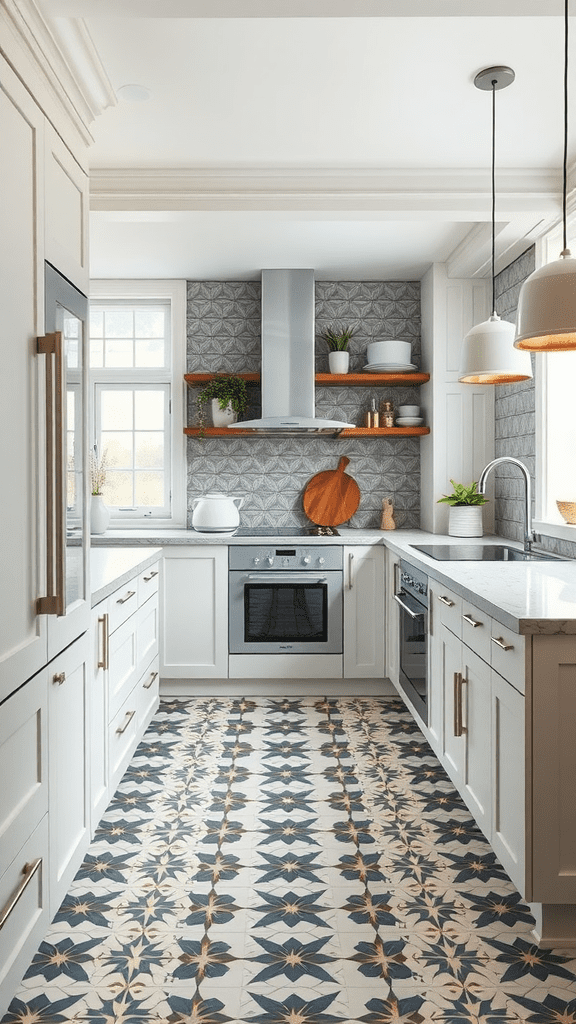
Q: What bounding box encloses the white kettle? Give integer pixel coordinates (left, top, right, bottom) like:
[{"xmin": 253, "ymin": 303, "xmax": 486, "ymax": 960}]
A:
[{"xmin": 191, "ymin": 492, "xmax": 244, "ymax": 532}]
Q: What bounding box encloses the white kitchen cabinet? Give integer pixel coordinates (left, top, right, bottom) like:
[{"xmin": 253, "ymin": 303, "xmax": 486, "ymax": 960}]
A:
[
  {"xmin": 161, "ymin": 547, "xmax": 228, "ymax": 679},
  {"xmin": 343, "ymin": 545, "xmax": 385, "ymax": 679},
  {"xmin": 0, "ymin": 668, "xmax": 49, "ymax": 1021},
  {"xmin": 491, "ymin": 669, "xmax": 525, "ymax": 893},
  {"xmin": 89, "ymin": 606, "xmax": 109, "ymax": 833},
  {"xmin": 385, "ymin": 549, "xmax": 400, "ymax": 686},
  {"xmin": 0, "ymin": 56, "xmax": 47, "ymax": 700},
  {"xmin": 44, "ymin": 122, "xmax": 89, "ymax": 295},
  {"xmin": 48, "ymin": 631, "xmax": 91, "ymax": 917}
]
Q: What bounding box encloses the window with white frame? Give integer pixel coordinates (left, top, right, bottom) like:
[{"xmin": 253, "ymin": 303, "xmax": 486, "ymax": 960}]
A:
[
  {"xmin": 89, "ymin": 281, "xmax": 186, "ymax": 526},
  {"xmin": 536, "ymin": 219, "xmax": 576, "ymax": 538}
]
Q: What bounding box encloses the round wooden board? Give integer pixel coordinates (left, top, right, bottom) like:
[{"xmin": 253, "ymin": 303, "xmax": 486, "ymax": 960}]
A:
[{"xmin": 303, "ymin": 456, "xmax": 361, "ymax": 527}]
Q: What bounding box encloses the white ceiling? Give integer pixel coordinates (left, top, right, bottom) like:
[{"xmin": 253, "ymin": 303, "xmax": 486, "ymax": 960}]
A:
[{"xmin": 41, "ymin": 1, "xmax": 575, "ymax": 281}]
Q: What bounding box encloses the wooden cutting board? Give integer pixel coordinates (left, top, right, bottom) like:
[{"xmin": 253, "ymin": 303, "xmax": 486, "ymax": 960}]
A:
[{"xmin": 303, "ymin": 456, "xmax": 361, "ymax": 527}]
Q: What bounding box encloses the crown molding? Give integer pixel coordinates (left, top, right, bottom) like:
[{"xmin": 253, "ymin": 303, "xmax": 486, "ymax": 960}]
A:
[
  {"xmin": 0, "ymin": 0, "xmax": 114, "ymax": 151},
  {"xmin": 89, "ymin": 166, "xmax": 563, "ymax": 215},
  {"xmin": 45, "ymin": 0, "xmax": 568, "ymax": 17}
]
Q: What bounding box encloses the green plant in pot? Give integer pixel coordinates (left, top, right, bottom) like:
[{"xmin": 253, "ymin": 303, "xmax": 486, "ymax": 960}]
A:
[
  {"xmin": 437, "ymin": 479, "xmax": 488, "ymax": 538},
  {"xmin": 196, "ymin": 375, "xmax": 249, "ymax": 435},
  {"xmin": 321, "ymin": 323, "xmax": 357, "ymax": 374}
]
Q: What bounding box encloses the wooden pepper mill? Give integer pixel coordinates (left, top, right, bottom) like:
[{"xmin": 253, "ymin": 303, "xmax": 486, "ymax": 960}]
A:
[{"xmin": 380, "ymin": 497, "xmax": 396, "ymax": 530}]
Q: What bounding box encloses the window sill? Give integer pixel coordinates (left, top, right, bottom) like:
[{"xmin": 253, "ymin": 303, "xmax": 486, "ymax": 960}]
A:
[{"xmin": 533, "ymin": 519, "xmax": 576, "ymax": 545}]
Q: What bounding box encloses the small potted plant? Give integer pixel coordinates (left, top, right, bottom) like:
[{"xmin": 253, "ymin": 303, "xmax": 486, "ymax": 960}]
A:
[
  {"xmin": 437, "ymin": 479, "xmax": 488, "ymax": 537},
  {"xmin": 90, "ymin": 445, "xmax": 110, "ymax": 534},
  {"xmin": 196, "ymin": 375, "xmax": 249, "ymax": 434},
  {"xmin": 320, "ymin": 324, "xmax": 357, "ymax": 375}
]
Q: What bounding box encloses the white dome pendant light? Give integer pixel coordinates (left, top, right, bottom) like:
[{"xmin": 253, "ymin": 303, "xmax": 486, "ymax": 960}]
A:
[
  {"xmin": 459, "ymin": 66, "xmax": 533, "ymax": 384},
  {"xmin": 515, "ymin": 0, "xmax": 576, "ymax": 352}
]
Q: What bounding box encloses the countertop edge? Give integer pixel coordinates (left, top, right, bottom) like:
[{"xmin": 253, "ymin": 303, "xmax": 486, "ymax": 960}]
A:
[{"xmin": 91, "ymin": 547, "xmax": 162, "ymax": 607}]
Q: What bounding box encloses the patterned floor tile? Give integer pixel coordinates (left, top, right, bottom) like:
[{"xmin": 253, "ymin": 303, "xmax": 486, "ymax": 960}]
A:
[{"xmin": 3, "ymin": 695, "xmax": 576, "ymax": 1024}]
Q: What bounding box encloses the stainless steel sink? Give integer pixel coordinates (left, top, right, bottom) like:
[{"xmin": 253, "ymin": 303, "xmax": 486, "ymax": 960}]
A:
[{"xmin": 410, "ymin": 543, "xmax": 567, "ymax": 562}]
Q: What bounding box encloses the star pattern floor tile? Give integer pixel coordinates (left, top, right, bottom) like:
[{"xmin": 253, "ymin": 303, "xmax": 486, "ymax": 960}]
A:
[{"xmin": 3, "ymin": 696, "xmax": 576, "ymax": 1023}]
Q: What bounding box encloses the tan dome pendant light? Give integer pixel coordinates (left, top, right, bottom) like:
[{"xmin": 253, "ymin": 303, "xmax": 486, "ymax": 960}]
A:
[
  {"xmin": 459, "ymin": 66, "xmax": 533, "ymax": 384},
  {"xmin": 515, "ymin": 0, "xmax": 576, "ymax": 352}
]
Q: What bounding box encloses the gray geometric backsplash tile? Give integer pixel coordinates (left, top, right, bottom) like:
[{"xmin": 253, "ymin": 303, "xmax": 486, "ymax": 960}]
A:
[{"xmin": 186, "ymin": 280, "xmax": 422, "ymax": 530}]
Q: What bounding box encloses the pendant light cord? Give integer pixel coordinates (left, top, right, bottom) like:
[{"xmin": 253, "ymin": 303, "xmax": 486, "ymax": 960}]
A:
[
  {"xmin": 491, "ymin": 78, "xmax": 497, "ymax": 315},
  {"xmin": 563, "ymin": 0, "xmax": 569, "ymax": 253}
]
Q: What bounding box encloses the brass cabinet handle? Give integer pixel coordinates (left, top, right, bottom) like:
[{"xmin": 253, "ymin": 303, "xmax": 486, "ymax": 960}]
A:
[
  {"xmin": 0, "ymin": 858, "xmax": 42, "ymax": 931},
  {"xmin": 143, "ymin": 671, "xmax": 158, "ymax": 690},
  {"xmin": 52, "ymin": 671, "xmax": 66, "ymax": 685},
  {"xmin": 491, "ymin": 635, "xmax": 514, "ymax": 652},
  {"xmin": 116, "ymin": 710, "xmax": 136, "ymax": 735},
  {"xmin": 36, "ymin": 332, "xmax": 65, "ymax": 616},
  {"xmin": 453, "ymin": 671, "xmax": 465, "ymax": 737},
  {"xmin": 143, "ymin": 571, "xmax": 159, "ymax": 582},
  {"xmin": 116, "ymin": 590, "xmax": 136, "ymax": 605},
  {"xmin": 462, "ymin": 613, "xmax": 483, "ymax": 628},
  {"xmin": 438, "ymin": 595, "xmax": 454, "ymax": 607},
  {"xmin": 98, "ymin": 613, "xmax": 109, "ymax": 670},
  {"xmin": 348, "ymin": 553, "xmax": 354, "ymax": 590}
]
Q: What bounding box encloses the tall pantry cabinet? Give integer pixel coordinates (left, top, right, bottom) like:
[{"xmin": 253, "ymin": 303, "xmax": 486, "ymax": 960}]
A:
[{"xmin": 0, "ymin": 11, "xmax": 91, "ymax": 1016}]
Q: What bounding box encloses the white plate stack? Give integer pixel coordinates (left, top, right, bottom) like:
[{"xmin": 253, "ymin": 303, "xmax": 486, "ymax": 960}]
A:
[
  {"xmin": 396, "ymin": 404, "xmax": 424, "ymax": 427},
  {"xmin": 363, "ymin": 340, "xmax": 417, "ymax": 372}
]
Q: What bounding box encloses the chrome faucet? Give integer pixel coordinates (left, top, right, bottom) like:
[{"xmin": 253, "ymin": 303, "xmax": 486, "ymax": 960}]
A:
[{"xmin": 478, "ymin": 456, "xmax": 538, "ymax": 553}]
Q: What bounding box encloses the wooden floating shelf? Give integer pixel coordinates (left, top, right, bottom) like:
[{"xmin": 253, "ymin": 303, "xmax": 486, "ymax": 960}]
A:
[
  {"xmin": 185, "ymin": 372, "xmax": 429, "ymax": 387},
  {"xmin": 184, "ymin": 426, "xmax": 430, "ymax": 438}
]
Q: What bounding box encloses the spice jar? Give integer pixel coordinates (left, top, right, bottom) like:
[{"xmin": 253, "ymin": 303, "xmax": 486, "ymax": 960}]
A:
[{"xmin": 381, "ymin": 400, "xmax": 394, "ymax": 427}]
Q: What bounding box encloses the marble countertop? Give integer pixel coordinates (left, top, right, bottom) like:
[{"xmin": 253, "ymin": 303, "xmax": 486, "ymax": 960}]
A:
[
  {"xmin": 380, "ymin": 530, "xmax": 576, "ymax": 635},
  {"xmin": 89, "ymin": 527, "xmax": 386, "ymax": 546},
  {"xmin": 91, "ymin": 546, "xmax": 162, "ymax": 607}
]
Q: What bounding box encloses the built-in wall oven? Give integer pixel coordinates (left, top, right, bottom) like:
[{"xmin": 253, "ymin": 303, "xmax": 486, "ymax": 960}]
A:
[
  {"xmin": 229, "ymin": 545, "xmax": 343, "ymax": 654},
  {"xmin": 394, "ymin": 560, "xmax": 428, "ymax": 724}
]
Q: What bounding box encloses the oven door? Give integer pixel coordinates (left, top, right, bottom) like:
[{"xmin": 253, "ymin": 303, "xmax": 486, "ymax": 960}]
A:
[
  {"xmin": 394, "ymin": 588, "xmax": 428, "ymax": 724},
  {"xmin": 229, "ymin": 570, "xmax": 343, "ymax": 654}
]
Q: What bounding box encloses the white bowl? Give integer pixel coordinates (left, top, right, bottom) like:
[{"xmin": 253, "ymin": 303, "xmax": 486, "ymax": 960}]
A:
[
  {"xmin": 367, "ymin": 340, "xmax": 411, "ymax": 366},
  {"xmin": 397, "ymin": 405, "xmax": 420, "ymax": 417},
  {"xmin": 396, "ymin": 416, "xmax": 423, "ymax": 427}
]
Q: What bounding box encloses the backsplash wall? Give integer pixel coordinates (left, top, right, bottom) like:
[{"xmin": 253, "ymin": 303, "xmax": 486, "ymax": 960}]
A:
[
  {"xmin": 186, "ymin": 281, "xmax": 423, "ymax": 530},
  {"xmin": 494, "ymin": 247, "xmax": 576, "ymax": 557}
]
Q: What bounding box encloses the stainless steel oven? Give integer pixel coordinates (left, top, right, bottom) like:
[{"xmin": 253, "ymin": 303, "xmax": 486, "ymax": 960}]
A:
[
  {"xmin": 229, "ymin": 545, "xmax": 343, "ymax": 655},
  {"xmin": 394, "ymin": 560, "xmax": 428, "ymax": 724}
]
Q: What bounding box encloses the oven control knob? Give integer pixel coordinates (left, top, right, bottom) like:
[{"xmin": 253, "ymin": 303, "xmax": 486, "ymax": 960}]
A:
[
  {"xmin": 266, "ymin": 556, "xmax": 274, "ymax": 566},
  {"xmin": 318, "ymin": 557, "xmax": 325, "ymax": 565},
  {"xmin": 253, "ymin": 557, "xmax": 260, "ymax": 565},
  {"xmin": 302, "ymin": 556, "xmax": 311, "ymax": 565}
]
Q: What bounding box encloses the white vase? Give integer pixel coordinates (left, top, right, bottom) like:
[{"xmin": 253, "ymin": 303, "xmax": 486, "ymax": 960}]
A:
[
  {"xmin": 211, "ymin": 399, "xmax": 238, "ymax": 427},
  {"xmin": 328, "ymin": 350, "xmax": 349, "ymax": 374},
  {"xmin": 448, "ymin": 505, "xmax": 483, "ymax": 538},
  {"xmin": 91, "ymin": 494, "xmax": 110, "ymax": 535}
]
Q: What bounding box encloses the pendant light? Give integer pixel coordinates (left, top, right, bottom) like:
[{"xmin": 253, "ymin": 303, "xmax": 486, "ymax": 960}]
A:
[
  {"xmin": 515, "ymin": 0, "xmax": 576, "ymax": 351},
  {"xmin": 459, "ymin": 66, "xmax": 533, "ymax": 384}
]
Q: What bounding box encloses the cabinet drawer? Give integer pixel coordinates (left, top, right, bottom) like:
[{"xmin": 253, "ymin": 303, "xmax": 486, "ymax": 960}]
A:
[
  {"xmin": 0, "ymin": 670, "xmax": 48, "ymax": 874},
  {"xmin": 108, "ymin": 582, "xmax": 138, "ymax": 635},
  {"xmin": 0, "ymin": 815, "xmax": 48, "ymax": 1008},
  {"xmin": 138, "ymin": 562, "xmax": 160, "ymax": 606},
  {"xmin": 138, "ymin": 655, "xmax": 160, "ymax": 730},
  {"xmin": 108, "ymin": 613, "xmax": 138, "ymax": 722},
  {"xmin": 461, "ymin": 598, "xmax": 492, "ymax": 663},
  {"xmin": 490, "ymin": 620, "xmax": 526, "ymax": 694},
  {"xmin": 136, "ymin": 591, "xmax": 159, "ymax": 679},
  {"xmin": 109, "ymin": 689, "xmax": 140, "ymax": 785},
  {"xmin": 433, "ymin": 584, "xmax": 462, "ymax": 636}
]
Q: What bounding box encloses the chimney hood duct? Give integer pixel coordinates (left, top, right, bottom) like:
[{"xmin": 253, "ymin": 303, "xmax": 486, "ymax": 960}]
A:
[{"xmin": 227, "ymin": 269, "xmax": 350, "ymax": 435}]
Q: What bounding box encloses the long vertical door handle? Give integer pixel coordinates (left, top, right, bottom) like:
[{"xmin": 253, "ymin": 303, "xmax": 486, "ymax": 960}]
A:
[
  {"xmin": 98, "ymin": 613, "xmax": 109, "ymax": 670},
  {"xmin": 348, "ymin": 553, "xmax": 354, "ymax": 590},
  {"xmin": 454, "ymin": 671, "xmax": 465, "ymax": 737},
  {"xmin": 36, "ymin": 332, "xmax": 65, "ymax": 616}
]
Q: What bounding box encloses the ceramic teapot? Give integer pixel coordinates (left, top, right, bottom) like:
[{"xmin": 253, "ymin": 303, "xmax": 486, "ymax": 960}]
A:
[{"xmin": 191, "ymin": 492, "xmax": 244, "ymax": 532}]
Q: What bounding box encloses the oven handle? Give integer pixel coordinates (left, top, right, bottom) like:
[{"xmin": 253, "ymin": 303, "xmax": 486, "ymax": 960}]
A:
[
  {"xmin": 393, "ymin": 592, "xmax": 426, "ymax": 619},
  {"xmin": 245, "ymin": 573, "xmax": 328, "ymax": 582}
]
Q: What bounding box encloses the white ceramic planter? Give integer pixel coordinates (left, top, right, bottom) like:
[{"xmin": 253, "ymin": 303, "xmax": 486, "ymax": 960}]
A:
[
  {"xmin": 90, "ymin": 494, "xmax": 110, "ymax": 535},
  {"xmin": 328, "ymin": 350, "xmax": 349, "ymax": 374},
  {"xmin": 448, "ymin": 505, "xmax": 483, "ymax": 538},
  {"xmin": 211, "ymin": 399, "xmax": 238, "ymax": 427}
]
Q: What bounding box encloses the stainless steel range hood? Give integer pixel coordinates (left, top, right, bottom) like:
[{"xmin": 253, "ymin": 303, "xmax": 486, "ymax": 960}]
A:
[{"xmin": 228, "ymin": 269, "xmax": 350, "ymax": 435}]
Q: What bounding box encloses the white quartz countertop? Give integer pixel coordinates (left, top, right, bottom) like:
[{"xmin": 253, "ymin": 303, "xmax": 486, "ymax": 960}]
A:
[
  {"xmin": 91, "ymin": 546, "xmax": 162, "ymax": 607},
  {"xmin": 89, "ymin": 527, "xmax": 386, "ymax": 546},
  {"xmin": 381, "ymin": 530, "xmax": 576, "ymax": 635}
]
